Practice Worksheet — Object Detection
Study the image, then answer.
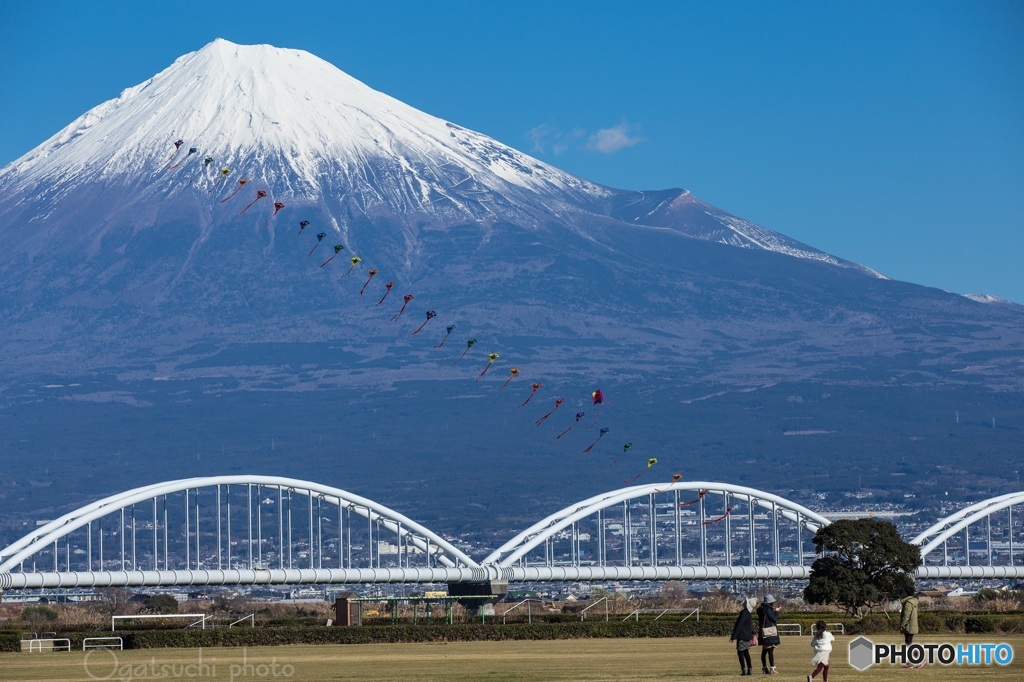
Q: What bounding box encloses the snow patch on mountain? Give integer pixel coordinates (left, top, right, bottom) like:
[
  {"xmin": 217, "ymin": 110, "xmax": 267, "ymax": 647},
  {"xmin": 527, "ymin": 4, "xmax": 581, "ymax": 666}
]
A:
[
  {"xmin": 964, "ymin": 293, "xmax": 1015, "ymax": 305},
  {"xmin": 1, "ymin": 38, "xmax": 880, "ymax": 277},
  {"xmin": 0, "ymin": 39, "xmax": 607, "ymax": 221}
]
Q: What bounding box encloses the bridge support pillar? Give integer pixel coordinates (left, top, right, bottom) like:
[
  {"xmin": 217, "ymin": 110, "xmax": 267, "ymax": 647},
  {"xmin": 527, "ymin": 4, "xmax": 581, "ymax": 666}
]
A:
[{"xmin": 447, "ymin": 580, "xmax": 508, "ymax": 614}]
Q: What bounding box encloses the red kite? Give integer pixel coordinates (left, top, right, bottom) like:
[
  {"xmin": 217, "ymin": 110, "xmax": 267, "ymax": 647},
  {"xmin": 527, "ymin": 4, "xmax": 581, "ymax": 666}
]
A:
[
  {"xmin": 359, "ymin": 269, "xmax": 379, "ymax": 295},
  {"xmin": 391, "ymin": 294, "xmax": 414, "ymax": 321},
  {"xmin": 535, "ymin": 398, "xmax": 564, "ymax": 426},
  {"xmin": 237, "ymin": 189, "xmax": 267, "ymax": 216},
  {"xmin": 519, "ymin": 382, "xmax": 542, "ymax": 408},
  {"xmin": 376, "ymin": 281, "xmax": 395, "ymax": 306}
]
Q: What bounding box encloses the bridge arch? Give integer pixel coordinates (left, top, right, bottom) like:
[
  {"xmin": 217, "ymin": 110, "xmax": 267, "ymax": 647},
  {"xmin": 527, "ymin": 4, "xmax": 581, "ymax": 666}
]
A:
[
  {"xmin": 482, "ymin": 481, "xmax": 831, "ymax": 569},
  {"xmin": 911, "ymin": 491, "xmax": 1024, "ymax": 566},
  {"xmin": 5, "ymin": 478, "xmax": 1021, "ymax": 589},
  {"xmin": 0, "ymin": 476, "xmax": 478, "ymax": 576}
]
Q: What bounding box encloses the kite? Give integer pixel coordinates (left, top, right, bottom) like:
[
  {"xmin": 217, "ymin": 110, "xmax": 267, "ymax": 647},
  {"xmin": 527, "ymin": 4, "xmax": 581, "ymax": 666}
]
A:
[
  {"xmin": 308, "ymin": 232, "xmax": 326, "ymax": 257},
  {"xmin": 624, "ymin": 458, "xmax": 658, "ymax": 484},
  {"xmin": 391, "ymin": 294, "xmax": 414, "ymax": 321},
  {"xmin": 433, "ymin": 324, "xmax": 456, "ymax": 349},
  {"xmin": 654, "ymin": 473, "xmax": 686, "ymax": 494},
  {"xmin": 411, "ymin": 310, "xmax": 437, "ymax": 336},
  {"xmin": 168, "ymin": 146, "xmax": 196, "ymax": 170},
  {"xmin": 609, "ymin": 442, "xmax": 632, "ymax": 468},
  {"xmin": 678, "ymin": 490, "xmax": 708, "ymax": 508},
  {"xmin": 264, "ymin": 201, "xmax": 285, "ymax": 227},
  {"xmin": 519, "ymin": 382, "xmax": 542, "ymax": 408},
  {"xmin": 165, "ymin": 139, "xmax": 184, "ymax": 167},
  {"xmin": 237, "ymin": 189, "xmax": 268, "ymax": 216},
  {"xmin": 582, "ymin": 427, "xmax": 609, "ymax": 454},
  {"xmin": 535, "ymin": 398, "xmax": 564, "ymax": 426},
  {"xmin": 220, "ymin": 178, "xmax": 248, "ymax": 203},
  {"xmin": 498, "ymin": 368, "xmax": 520, "ymax": 392},
  {"xmin": 210, "ymin": 166, "xmax": 231, "ymax": 189},
  {"xmin": 190, "ymin": 155, "xmax": 214, "ymax": 183},
  {"xmin": 454, "ymin": 338, "xmax": 477, "ymax": 364},
  {"xmin": 359, "ymin": 269, "xmax": 378, "ymax": 296},
  {"xmin": 320, "ymin": 245, "xmax": 344, "ymax": 268},
  {"xmin": 592, "ymin": 389, "xmax": 605, "ymax": 405},
  {"xmin": 476, "ymin": 353, "xmax": 500, "ymax": 381},
  {"xmin": 702, "ymin": 506, "xmax": 735, "ymax": 526},
  {"xmin": 296, "ymin": 220, "xmax": 309, "ymax": 236},
  {"xmin": 376, "ymin": 281, "xmax": 395, "ymax": 306},
  {"xmin": 341, "ymin": 256, "xmax": 362, "ymax": 279},
  {"xmin": 555, "ymin": 412, "xmax": 585, "ymax": 440}
]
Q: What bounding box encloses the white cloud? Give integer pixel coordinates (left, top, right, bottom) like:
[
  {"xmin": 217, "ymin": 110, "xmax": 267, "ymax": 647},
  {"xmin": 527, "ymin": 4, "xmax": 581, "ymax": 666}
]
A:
[
  {"xmin": 585, "ymin": 120, "xmax": 644, "ymax": 153},
  {"xmin": 527, "ymin": 124, "xmax": 585, "ymax": 155}
]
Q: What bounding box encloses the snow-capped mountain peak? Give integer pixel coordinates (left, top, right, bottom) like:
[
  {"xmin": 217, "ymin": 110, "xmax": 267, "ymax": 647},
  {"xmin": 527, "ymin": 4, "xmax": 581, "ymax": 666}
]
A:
[{"xmin": 1, "ymin": 39, "xmax": 603, "ymax": 217}]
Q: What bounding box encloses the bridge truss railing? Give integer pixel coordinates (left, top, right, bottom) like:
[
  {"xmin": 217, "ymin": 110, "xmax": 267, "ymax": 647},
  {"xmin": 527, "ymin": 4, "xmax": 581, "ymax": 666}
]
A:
[
  {"xmin": 3, "ymin": 479, "xmax": 1024, "ymax": 587},
  {"xmin": 911, "ymin": 492, "xmax": 1023, "ymax": 577},
  {"xmin": 0, "ymin": 476, "xmax": 478, "ymax": 581},
  {"xmin": 482, "ymin": 482, "xmax": 831, "ymax": 572}
]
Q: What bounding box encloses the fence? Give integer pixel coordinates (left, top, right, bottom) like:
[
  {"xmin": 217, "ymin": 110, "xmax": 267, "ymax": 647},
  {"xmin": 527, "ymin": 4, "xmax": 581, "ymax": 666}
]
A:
[
  {"xmin": 580, "ymin": 597, "xmax": 609, "ymax": 622},
  {"xmin": 83, "ymin": 637, "xmax": 123, "ymax": 650},
  {"xmin": 502, "ymin": 598, "xmax": 545, "ymax": 624},
  {"xmin": 22, "ymin": 638, "xmax": 70, "ymax": 652},
  {"xmin": 112, "ymin": 613, "xmax": 207, "ymax": 631},
  {"xmin": 623, "ymin": 606, "xmax": 700, "ymax": 622}
]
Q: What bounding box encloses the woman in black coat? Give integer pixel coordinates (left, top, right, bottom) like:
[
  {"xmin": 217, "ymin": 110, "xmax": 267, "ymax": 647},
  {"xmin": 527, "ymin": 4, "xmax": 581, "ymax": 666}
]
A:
[
  {"xmin": 729, "ymin": 597, "xmax": 756, "ymax": 675},
  {"xmin": 757, "ymin": 594, "xmax": 781, "ymax": 674}
]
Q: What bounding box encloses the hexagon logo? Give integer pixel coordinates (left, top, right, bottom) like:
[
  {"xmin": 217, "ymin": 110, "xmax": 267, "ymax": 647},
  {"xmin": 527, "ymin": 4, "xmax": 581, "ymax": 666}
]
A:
[{"xmin": 849, "ymin": 636, "xmax": 876, "ymax": 671}]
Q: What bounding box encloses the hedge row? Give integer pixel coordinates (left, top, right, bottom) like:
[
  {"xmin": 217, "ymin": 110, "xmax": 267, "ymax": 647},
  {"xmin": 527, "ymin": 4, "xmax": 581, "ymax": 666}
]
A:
[
  {"xmin": 851, "ymin": 612, "xmax": 1024, "ymax": 635},
  {"xmin": 3, "ymin": 612, "xmax": 1021, "ymax": 652},
  {"xmin": 0, "ymin": 632, "xmax": 20, "ymax": 653}
]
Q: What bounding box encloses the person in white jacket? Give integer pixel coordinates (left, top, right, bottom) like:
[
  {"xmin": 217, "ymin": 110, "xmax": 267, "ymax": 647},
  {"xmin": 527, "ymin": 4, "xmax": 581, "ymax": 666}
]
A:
[{"xmin": 807, "ymin": 620, "xmax": 834, "ymax": 682}]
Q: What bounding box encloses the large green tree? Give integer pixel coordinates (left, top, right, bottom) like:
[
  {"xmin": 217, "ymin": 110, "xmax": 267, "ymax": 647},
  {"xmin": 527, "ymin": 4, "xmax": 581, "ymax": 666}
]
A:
[{"xmin": 803, "ymin": 518, "xmax": 921, "ymax": 616}]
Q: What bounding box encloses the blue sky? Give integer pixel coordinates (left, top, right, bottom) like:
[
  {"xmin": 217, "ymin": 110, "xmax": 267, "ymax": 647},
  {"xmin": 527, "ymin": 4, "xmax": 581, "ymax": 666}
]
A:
[{"xmin": 3, "ymin": 0, "xmax": 1022, "ymax": 301}]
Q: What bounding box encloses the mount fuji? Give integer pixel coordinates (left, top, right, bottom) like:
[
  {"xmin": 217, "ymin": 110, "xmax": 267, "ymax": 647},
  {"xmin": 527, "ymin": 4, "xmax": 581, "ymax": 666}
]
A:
[{"xmin": 1, "ymin": 40, "xmax": 1021, "ymax": 533}]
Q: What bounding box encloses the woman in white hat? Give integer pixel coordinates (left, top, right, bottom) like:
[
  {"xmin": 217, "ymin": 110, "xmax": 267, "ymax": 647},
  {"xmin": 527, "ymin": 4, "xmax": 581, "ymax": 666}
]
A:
[{"xmin": 729, "ymin": 597, "xmax": 758, "ymax": 675}]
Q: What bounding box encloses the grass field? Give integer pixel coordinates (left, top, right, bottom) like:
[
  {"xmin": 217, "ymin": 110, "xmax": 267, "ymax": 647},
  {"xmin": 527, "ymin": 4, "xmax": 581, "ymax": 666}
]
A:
[{"xmin": 2, "ymin": 635, "xmax": 1021, "ymax": 681}]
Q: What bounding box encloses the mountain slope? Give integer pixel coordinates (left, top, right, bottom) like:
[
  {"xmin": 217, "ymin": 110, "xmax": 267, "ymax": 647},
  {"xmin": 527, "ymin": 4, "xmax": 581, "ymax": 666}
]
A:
[
  {"xmin": 1, "ymin": 38, "xmax": 1020, "ymax": 386},
  {"xmin": 0, "ymin": 40, "xmax": 1022, "ymax": 533}
]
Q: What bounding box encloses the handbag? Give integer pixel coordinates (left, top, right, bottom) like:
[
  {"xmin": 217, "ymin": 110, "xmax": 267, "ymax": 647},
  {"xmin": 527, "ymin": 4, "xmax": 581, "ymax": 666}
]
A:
[
  {"xmin": 749, "ymin": 634, "xmax": 759, "ymax": 646},
  {"xmin": 760, "ymin": 611, "xmax": 778, "ymax": 638}
]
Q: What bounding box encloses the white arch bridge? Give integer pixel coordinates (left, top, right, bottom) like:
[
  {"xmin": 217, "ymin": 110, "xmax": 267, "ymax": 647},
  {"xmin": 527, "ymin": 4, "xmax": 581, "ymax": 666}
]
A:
[{"xmin": 1, "ymin": 476, "xmax": 1021, "ymax": 590}]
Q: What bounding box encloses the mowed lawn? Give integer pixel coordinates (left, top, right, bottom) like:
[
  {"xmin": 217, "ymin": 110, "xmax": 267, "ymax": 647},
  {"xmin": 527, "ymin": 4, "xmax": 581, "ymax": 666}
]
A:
[{"xmin": 3, "ymin": 635, "xmax": 1022, "ymax": 681}]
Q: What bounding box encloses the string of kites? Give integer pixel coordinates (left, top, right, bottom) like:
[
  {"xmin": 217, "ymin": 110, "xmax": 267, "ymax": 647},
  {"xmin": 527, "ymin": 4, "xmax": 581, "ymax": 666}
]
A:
[{"xmin": 163, "ymin": 139, "xmax": 721, "ymax": 516}]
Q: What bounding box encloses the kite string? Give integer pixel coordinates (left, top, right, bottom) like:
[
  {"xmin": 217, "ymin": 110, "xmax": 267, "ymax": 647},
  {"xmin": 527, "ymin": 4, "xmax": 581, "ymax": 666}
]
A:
[
  {"xmin": 702, "ymin": 505, "xmax": 735, "ymax": 525},
  {"xmin": 678, "ymin": 489, "xmax": 708, "ymax": 508}
]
